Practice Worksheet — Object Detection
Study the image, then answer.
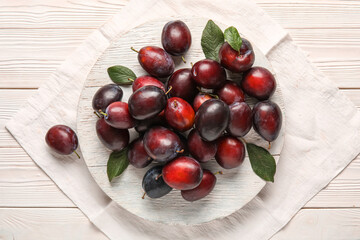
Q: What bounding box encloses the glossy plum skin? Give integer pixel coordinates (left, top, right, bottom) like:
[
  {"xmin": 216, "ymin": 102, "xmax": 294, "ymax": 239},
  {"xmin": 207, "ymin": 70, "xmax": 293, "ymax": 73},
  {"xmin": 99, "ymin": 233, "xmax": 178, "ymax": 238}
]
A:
[
  {"xmin": 104, "ymin": 102, "xmax": 136, "ymax": 129},
  {"xmin": 127, "ymin": 136, "xmax": 153, "ymax": 168},
  {"xmin": 219, "ymin": 39, "xmax": 255, "ymax": 73},
  {"xmin": 138, "ymin": 46, "xmax": 175, "ymax": 78},
  {"xmin": 192, "ymin": 93, "xmax": 212, "ymax": 112},
  {"xmin": 132, "ymin": 75, "xmax": 165, "ymax": 92},
  {"xmin": 216, "ymin": 80, "xmax": 245, "ymax": 105},
  {"xmin": 253, "ymin": 100, "xmax": 282, "ymax": 142},
  {"xmin": 92, "ymin": 84, "xmax": 123, "ymax": 113},
  {"xmin": 195, "ymin": 99, "xmax": 230, "ymax": 141},
  {"xmin": 162, "ymin": 156, "xmax": 203, "ymax": 190},
  {"xmin": 191, "ymin": 59, "xmax": 226, "ymax": 89},
  {"xmin": 215, "ymin": 136, "xmax": 245, "ymax": 169},
  {"xmin": 176, "ymin": 132, "xmax": 189, "ymax": 156},
  {"xmin": 165, "ymin": 97, "xmax": 195, "ymax": 132},
  {"xmin": 142, "ymin": 166, "xmax": 172, "ymax": 198},
  {"xmin": 241, "ymin": 67, "xmax": 276, "ymax": 100},
  {"xmin": 167, "ymin": 68, "xmax": 198, "ymax": 102},
  {"xmin": 96, "ymin": 118, "xmax": 129, "ymax": 151},
  {"xmin": 143, "ymin": 126, "xmax": 182, "ymax": 163},
  {"xmin": 227, "ymin": 102, "xmax": 252, "ymax": 137},
  {"xmin": 187, "ymin": 129, "xmax": 217, "ymax": 163},
  {"xmin": 161, "ymin": 20, "xmax": 191, "ymax": 56},
  {"xmin": 45, "ymin": 125, "xmax": 78, "ymax": 155},
  {"xmin": 135, "ymin": 113, "xmax": 166, "ymax": 133},
  {"xmin": 128, "ymin": 86, "xmax": 167, "ymax": 120},
  {"xmin": 181, "ymin": 169, "xmax": 216, "ymax": 201}
]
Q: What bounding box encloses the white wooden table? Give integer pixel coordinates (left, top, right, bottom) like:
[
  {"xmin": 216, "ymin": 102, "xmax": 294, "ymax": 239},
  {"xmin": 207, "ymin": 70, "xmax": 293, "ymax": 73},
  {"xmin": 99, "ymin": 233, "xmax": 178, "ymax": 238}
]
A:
[{"xmin": 0, "ymin": 1, "xmax": 359, "ymax": 239}]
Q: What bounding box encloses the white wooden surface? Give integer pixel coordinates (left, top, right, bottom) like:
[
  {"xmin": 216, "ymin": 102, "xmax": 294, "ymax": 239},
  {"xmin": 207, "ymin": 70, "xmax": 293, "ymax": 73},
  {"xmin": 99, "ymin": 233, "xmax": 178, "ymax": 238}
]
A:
[
  {"xmin": 0, "ymin": 0, "xmax": 359, "ymax": 239},
  {"xmin": 77, "ymin": 17, "xmax": 285, "ymax": 225}
]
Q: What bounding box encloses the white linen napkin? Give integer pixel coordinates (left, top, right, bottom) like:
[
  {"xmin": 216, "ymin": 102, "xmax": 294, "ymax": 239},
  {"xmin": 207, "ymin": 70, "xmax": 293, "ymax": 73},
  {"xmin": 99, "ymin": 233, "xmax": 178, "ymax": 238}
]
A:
[{"xmin": 6, "ymin": 0, "xmax": 360, "ymax": 239}]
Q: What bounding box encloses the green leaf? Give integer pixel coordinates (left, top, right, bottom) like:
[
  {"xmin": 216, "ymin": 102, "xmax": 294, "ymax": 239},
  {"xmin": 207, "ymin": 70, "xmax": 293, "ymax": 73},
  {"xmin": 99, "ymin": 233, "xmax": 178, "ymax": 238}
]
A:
[
  {"xmin": 224, "ymin": 26, "xmax": 242, "ymax": 52},
  {"xmin": 246, "ymin": 143, "xmax": 276, "ymax": 182},
  {"xmin": 107, "ymin": 65, "xmax": 136, "ymax": 85},
  {"xmin": 107, "ymin": 148, "xmax": 129, "ymax": 182},
  {"xmin": 201, "ymin": 20, "xmax": 224, "ymax": 61}
]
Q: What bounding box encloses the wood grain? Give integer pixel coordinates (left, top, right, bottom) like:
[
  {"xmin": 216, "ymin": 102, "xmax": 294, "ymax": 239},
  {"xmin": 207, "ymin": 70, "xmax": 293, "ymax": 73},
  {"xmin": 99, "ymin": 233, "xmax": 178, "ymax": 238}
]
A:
[
  {"xmin": 2, "ymin": 146, "xmax": 360, "ymax": 209},
  {"xmin": 0, "ymin": 28, "xmax": 358, "ymax": 88},
  {"xmin": 272, "ymin": 209, "xmax": 360, "ymax": 240},
  {"xmin": 0, "ymin": 148, "xmax": 74, "ymax": 208},
  {"xmin": 0, "ymin": 208, "xmax": 359, "ymax": 240},
  {"xmin": 0, "ymin": 1, "xmax": 359, "ymax": 88},
  {"xmin": 0, "ymin": 90, "xmax": 36, "ymax": 147},
  {"xmin": 0, "ymin": 0, "xmax": 359, "ymax": 238},
  {"xmin": 0, "ymin": 208, "xmax": 107, "ymax": 240}
]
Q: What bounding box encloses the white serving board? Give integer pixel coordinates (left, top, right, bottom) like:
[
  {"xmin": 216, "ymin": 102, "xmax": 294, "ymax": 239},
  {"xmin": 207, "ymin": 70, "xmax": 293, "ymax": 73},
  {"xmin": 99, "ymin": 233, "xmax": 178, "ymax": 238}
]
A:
[{"xmin": 77, "ymin": 17, "xmax": 285, "ymax": 225}]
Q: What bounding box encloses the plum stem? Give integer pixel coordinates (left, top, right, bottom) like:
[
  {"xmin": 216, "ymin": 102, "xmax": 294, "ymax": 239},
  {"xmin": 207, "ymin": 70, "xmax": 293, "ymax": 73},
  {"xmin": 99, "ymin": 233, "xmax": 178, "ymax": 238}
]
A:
[
  {"xmin": 128, "ymin": 78, "xmax": 135, "ymax": 82},
  {"xmin": 130, "ymin": 47, "xmax": 139, "ymax": 53},
  {"xmin": 155, "ymin": 173, "xmax": 162, "ymax": 181},
  {"xmin": 268, "ymin": 142, "xmax": 271, "ymax": 149},
  {"xmin": 176, "ymin": 149, "xmax": 184, "ymax": 154},
  {"xmin": 93, "ymin": 111, "xmax": 101, "ymax": 118},
  {"xmin": 181, "ymin": 56, "xmax": 186, "ymax": 63},
  {"xmin": 173, "ymin": 99, "xmax": 178, "ymax": 108},
  {"xmin": 98, "ymin": 110, "xmax": 108, "ymax": 117},
  {"xmin": 208, "ymin": 93, "xmax": 219, "ymax": 99},
  {"xmin": 142, "ymin": 192, "xmax": 146, "ymax": 199},
  {"xmin": 165, "ymin": 86, "xmax": 172, "ymax": 95},
  {"xmin": 214, "ymin": 171, "xmax": 223, "ymax": 175},
  {"xmin": 190, "ymin": 62, "xmax": 194, "ymax": 67},
  {"xmin": 73, "ymin": 150, "xmax": 80, "ymax": 159}
]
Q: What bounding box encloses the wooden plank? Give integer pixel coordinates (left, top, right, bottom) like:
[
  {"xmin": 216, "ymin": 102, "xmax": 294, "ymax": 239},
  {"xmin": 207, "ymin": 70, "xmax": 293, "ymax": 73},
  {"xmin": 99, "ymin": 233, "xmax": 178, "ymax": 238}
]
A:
[
  {"xmin": 272, "ymin": 209, "xmax": 360, "ymax": 240},
  {"xmin": 0, "ymin": 146, "xmax": 360, "ymax": 208},
  {"xmin": 0, "ymin": 208, "xmax": 107, "ymax": 240},
  {"xmin": 0, "ymin": 0, "xmax": 358, "ymax": 238},
  {"xmin": 305, "ymin": 156, "xmax": 360, "ymax": 208},
  {"xmin": 0, "ymin": 28, "xmax": 91, "ymax": 88},
  {"xmin": 0, "ymin": 27, "xmax": 359, "ymax": 88},
  {"xmin": 0, "ymin": 0, "xmax": 128, "ymax": 29},
  {"xmin": 0, "ymin": 0, "xmax": 358, "ymax": 29},
  {"xmin": 257, "ymin": 2, "xmax": 360, "ymax": 29},
  {"xmin": 0, "ymin": 148, "xmax": 74, "ymax": 207},
  {"xmin": 0, "ymin": 88, "xmax": 359, "ymax": 208},
  {"xmin": 9, "ymin": 86, "xmax": 360, "ymax": 147},
  {"xmin": 0, "ymin": 207, "xmax": 359, "ymax": 240},
  {"xmin": 0, "ymin": 90, "xmax": 36, "ymax": 147}
]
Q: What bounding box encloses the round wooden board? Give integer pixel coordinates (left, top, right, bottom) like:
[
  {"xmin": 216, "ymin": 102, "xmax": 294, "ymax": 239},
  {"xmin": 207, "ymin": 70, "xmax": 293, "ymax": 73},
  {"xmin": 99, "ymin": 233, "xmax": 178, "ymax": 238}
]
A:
[{"xmin": 77, "ymin": 17, "xmax": 285, "ymax": 225}]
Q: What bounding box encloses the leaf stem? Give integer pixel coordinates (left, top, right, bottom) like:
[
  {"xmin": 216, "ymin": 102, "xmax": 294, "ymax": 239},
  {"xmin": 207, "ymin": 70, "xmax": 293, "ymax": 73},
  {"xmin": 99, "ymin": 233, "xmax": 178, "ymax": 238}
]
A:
[{"xmin": 128, "ymin": 78, "xmax": 135, "ymax": 82}]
